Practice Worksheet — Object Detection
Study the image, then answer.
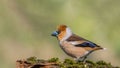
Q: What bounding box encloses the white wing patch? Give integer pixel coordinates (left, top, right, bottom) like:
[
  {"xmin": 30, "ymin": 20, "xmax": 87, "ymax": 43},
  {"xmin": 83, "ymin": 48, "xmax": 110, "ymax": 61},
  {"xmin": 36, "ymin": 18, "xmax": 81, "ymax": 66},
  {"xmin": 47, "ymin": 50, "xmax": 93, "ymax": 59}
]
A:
[{"xmin": 70, "ymin": 41, "xmax": 81, "ymax": 45}]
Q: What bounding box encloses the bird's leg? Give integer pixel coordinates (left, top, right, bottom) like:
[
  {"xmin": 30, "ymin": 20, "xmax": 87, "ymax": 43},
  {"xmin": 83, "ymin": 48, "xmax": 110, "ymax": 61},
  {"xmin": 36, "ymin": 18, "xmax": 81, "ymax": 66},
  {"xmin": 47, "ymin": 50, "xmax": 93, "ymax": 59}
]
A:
[
  {"xmin": 76, "ymin": 56, "xmax": 87, "ymax": 63},
  {"xmin": 80, "ymin": 51, "xmax": 94, "ymax": 62},
  {"xmin": 81, "ymin": 56, "xmax": 87, "ymax": 63},
  {"xmin": 76, "ymin": 57, "xmax": 84, "ymax": 62}
]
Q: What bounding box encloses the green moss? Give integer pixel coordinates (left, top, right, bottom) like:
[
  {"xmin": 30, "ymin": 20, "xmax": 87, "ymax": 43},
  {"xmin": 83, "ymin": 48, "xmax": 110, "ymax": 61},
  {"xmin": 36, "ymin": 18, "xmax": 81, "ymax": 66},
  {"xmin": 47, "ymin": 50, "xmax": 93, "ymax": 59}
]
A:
[
  {"xmin": 63, "ymin": 59, "xmax": 75, "ymax": 64},
  {"xmin": 25, "ymin": 57, "xmax": 120, "ymax": 68},
  {"xmin": 96, "ymin": 60, "xmax": 108, "ymax": 65},
  {"xmin": 95, "ymin": 60, "xmax": 113, "ymax": 68},
  {"xmin": 26, "ymin": 56, "xmax": 37, "ymax": 64},
  {"xmin": 48, "ymin": 57, "xmax": 59, "ymax": 63},
  {"xmin": 86, "ymin": 60, "xmax": 95, "ymax": 65},
  {"xmin": 26, "ymin": 56, "xmax": 46, "ymax": 64}
]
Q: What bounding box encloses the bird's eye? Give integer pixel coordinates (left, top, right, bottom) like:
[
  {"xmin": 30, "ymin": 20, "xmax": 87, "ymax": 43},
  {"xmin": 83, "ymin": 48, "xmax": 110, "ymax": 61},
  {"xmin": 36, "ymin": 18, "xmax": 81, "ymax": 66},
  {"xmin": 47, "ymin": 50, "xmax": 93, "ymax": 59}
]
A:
[{"xmin": 56, "ymin": 31, "xmax": 60, "ymax": 34}]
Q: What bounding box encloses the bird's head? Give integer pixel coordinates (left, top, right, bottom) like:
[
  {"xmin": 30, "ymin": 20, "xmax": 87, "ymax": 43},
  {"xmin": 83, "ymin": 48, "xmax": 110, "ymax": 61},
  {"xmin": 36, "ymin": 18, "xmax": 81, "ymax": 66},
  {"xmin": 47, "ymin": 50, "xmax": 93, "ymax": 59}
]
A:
[{"xmin": 51, "ymin": 25, "xmax": 72, "ymax": 41}]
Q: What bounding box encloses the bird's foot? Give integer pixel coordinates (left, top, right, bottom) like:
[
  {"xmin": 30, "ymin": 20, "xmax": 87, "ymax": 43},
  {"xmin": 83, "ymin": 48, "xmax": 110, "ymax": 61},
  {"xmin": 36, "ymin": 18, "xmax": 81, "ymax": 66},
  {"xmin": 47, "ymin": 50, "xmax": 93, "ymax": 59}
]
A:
[{"xmin": 76, "ymin": 56, "xmax": 87, "ymax": 63}]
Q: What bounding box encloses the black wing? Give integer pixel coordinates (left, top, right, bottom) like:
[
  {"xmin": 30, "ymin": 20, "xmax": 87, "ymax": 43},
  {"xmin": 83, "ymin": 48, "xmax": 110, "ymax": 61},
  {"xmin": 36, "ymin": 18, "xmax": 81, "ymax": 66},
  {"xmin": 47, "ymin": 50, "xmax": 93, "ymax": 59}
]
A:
[
  {"xmin": 67, "ymin": 34, "xmax": 100, "ymax": 48},
  {"xmin": 75, "ymin": 42, "xmax": 99, "ymax": 48}
]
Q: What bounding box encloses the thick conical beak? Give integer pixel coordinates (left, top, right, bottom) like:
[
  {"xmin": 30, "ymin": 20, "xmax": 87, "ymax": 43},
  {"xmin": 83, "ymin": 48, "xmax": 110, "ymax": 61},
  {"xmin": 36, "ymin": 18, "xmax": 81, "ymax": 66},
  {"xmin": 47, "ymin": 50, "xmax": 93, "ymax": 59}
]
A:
[{"xmin": 51, "ymin": 31, "xmax": 59, "ymax": 37}]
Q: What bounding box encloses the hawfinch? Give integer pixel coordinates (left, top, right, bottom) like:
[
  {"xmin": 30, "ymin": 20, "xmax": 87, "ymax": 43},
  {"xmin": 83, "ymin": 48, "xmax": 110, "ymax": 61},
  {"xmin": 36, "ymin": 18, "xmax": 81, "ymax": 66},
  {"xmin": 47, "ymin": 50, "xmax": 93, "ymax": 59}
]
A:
[{"xmin": 51, "ymin": 25, "xmax": 105, "ymax": 62}]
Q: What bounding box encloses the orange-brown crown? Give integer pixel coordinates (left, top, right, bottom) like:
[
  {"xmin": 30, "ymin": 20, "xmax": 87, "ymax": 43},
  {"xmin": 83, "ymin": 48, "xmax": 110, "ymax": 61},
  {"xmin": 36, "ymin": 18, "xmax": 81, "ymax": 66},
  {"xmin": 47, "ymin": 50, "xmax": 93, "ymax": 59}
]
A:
[
  {"xmin": 57, "ymin": 25, "xmax": 67, "ymax": 40},
  {"xmin": 57, "ymin": 25, "xmax": 67, "ymax": 32}
]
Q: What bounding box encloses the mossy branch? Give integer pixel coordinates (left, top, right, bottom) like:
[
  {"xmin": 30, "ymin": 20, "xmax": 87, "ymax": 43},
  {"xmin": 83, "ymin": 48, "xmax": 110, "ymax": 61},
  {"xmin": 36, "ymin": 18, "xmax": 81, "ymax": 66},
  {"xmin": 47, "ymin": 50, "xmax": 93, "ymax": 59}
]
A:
[{"xmin": 16, "ymin": 56, "xmax": 120, "ymax": 68}]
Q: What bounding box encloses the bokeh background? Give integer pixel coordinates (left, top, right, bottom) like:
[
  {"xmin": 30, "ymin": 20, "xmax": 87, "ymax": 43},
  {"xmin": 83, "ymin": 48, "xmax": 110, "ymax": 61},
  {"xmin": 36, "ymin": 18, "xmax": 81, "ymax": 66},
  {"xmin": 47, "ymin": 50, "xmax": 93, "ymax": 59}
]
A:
[{"xmin": 0, "ymin": 0, "xmax": 120, "ymax": 68}]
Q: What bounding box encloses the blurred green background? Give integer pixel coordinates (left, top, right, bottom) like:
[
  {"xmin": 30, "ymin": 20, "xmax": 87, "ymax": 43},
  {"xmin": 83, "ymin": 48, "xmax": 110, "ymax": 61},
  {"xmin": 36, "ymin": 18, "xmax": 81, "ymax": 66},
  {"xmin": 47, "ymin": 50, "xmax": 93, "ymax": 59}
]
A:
[{"xmin": 0, "ymin": 0, "xmax": 120, "ymax": 67}]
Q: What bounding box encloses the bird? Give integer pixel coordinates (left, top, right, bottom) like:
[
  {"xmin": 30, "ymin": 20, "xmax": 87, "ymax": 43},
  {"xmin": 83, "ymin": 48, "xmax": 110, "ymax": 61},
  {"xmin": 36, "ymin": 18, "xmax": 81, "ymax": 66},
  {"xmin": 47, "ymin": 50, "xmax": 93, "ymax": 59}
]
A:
[{"xmin": 51, "ymin": 24, "xmax": 105, "ymax": 62}]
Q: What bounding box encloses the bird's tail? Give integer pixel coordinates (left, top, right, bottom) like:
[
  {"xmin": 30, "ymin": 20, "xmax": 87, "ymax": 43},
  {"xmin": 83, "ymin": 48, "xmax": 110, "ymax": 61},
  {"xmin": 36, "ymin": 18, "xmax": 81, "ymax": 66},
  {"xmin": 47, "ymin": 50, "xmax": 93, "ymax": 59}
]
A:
[
  {"xmin": 94, "ymin": 47, "xmax": 106, "ymax": 51},
  {"xmin": 102, "ymin": 48, "xmax": 107, "ymax": 50}
]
